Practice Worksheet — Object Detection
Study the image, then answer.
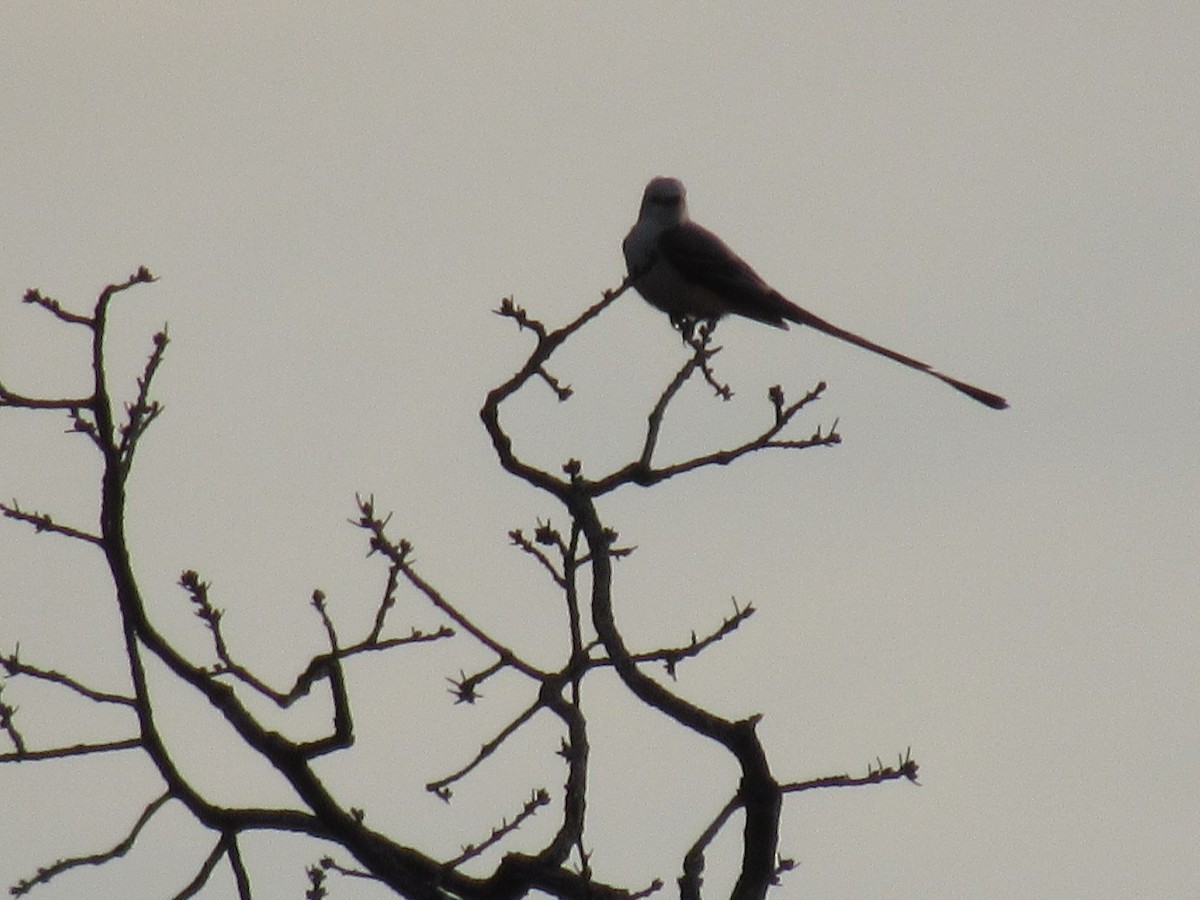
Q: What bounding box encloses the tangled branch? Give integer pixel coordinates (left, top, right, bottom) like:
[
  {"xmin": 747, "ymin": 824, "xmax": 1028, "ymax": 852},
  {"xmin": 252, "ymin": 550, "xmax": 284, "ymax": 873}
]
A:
[{"xmin": 1, "ymin": 271, "xmax": 915, "ymax": 899}]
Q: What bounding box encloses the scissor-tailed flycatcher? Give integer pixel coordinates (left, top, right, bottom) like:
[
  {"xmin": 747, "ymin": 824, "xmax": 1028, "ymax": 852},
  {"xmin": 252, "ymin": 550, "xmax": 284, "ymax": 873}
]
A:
[{"xmin": 622, "ymin": 176, "xmax": 1008, "ymax": 410}]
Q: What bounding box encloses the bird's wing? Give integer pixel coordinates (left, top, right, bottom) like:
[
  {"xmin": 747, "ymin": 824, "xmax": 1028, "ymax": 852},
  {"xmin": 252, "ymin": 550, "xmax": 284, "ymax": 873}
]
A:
[
  {"xmin": 653, "ymin": 221, "xmax": 1009, "ymax": 411},
  {"xmin": 656, "ymin": 222, "xmax": 793, "ymax": 326}
]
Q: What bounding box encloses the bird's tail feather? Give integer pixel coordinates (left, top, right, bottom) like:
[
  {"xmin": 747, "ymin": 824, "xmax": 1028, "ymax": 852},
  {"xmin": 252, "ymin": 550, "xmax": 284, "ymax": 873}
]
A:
[
  {"xmin": 930, "ymin": 373, "xmax": 1009, "ymax": 410},
  {"xmin": 782, "ymin": 302, "xmax": 1008, "ymax": 410}
]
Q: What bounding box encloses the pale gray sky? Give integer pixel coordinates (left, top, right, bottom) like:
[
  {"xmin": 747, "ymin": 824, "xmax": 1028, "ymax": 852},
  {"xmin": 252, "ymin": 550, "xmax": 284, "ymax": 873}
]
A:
[{"xmin": 1, "ymin": 4, "xmax": 1197, "ymax": 898}]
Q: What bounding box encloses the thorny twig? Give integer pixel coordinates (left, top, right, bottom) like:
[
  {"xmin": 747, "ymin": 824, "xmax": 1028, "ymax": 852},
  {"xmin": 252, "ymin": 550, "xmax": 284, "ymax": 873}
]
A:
[{"xmin": 444, "ymin": 789, "xmax": 552, "ymax": 868}]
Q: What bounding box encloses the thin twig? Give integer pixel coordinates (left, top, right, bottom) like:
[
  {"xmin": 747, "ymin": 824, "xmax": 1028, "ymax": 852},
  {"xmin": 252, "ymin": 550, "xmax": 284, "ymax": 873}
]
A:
[
  {"xmin": 0, "ymin": 737, "xmax": 142, "ymax": 763},
  {"xmin": 318, "ymin": 858, "xmax": 379, "ymax": 882},
  {"xmin": 447, "ymin": 658, "xmax": 505, "ymax": 704},
  {"xmin": 591, "ymin": 381, "xmax": 839, "ymax": 496},
  {"xmin": 0, "ymin": 689, "xmax": 25, "ymax": 756},
  {"xmin": 782, "ymin": 749, "xmax": 920, "ymax": 793},
  {"xmin": 426, "ymin": 697, "xmax": 543, "ymax": 799},
  {"xmin": 171, "ymin": 838, "xmax": 227, "ymax": 900},
  {"xmin": 20, "ymin": 287, "xmax": 95, "ymax": 327},
  {"xmin": 0, "ymin": 384, "xmax": 93, "ymax": 411},
  {"xmin": 0, "ymin": 501, "xmax": 103, "ymax": 545},
  {"xmin": 1, "ymin": 652, "xmax": 136, "ymax": 705},
  {"xmin": 227, "ymin": 832, "xmax": 252, "ymax": 900},
  {"xmin": 355, "ymin": 495, "xmax": 546, "ymax": 681},
  {"xmin": 442, "ymin": 788, "xmax": 551, "ymax": 868},
  {"xmin": 180, "ymin": 569, "xmax": 450, "ymax": 707},
  {"xmin": 632, "ymin": 599, "xmax": 756, "ymax": 679},
  {"xmin": 509, "ymin": 525, "xmax": 567, "ymax": 588},
  {"xmin": 365, "ymin": 551, "xmax": 402, "ymax": 645},
  {"xmin": 10, "ymin": 792, "xmax": 170, "ymax": 896},
  {"xmin": 295, "ymin": 592, "xmax": 352, "ymax": 759},
  {"xmin": 118, "ymin": 327, "xmax": 170, "ymax": 473}
]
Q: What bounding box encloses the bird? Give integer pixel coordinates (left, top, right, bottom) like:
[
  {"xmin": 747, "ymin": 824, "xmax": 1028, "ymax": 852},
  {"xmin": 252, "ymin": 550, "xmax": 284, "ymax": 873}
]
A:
[{"xmin": 622, "ymin": 176, "xmax": 1008, "ymax": 410}]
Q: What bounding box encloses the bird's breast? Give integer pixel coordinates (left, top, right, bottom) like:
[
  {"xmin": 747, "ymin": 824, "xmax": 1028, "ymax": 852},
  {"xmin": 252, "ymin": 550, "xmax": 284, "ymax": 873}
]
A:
[{"xmin": 631, "ymin": 257, "xmax": 730, "ymax": 321}]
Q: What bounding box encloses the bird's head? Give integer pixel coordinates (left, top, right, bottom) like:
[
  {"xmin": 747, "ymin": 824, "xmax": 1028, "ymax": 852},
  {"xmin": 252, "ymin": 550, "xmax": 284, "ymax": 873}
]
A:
[{"xmin": 638, "ymin": 176, "xmax": 688, "ymax": 226}]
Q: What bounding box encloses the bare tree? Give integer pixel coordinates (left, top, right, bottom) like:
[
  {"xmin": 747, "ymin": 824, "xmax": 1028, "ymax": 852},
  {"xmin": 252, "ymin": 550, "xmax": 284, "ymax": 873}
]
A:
[{"xmin": 0, "ymin": 269, "xmax": 916, "ymax": 899}]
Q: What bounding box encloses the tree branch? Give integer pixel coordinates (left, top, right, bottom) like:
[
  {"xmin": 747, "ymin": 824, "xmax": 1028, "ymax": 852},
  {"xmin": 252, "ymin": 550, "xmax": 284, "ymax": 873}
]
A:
[
  {"xmin": 0, "ymin": 738, "xmax": 142, "ymax": 763},
  {"xmin": 3, "ymin": 272, "xmax": 915, "ymax": 899},
  {"xmin": 10, "ymin": 792, "xmax": 171, "ymax": 896},
  {"xmin": 0, "ymin": 501, "xmax": 103, "ymax": 545},
  {"xmin": 444, "ymin": 789, "xmax": 551, "ymax": 868},
  {"xmin": 171, "ymin": 836, "xmax": 228, "ymax": 900},
  {"xmin": 20, "ymin": 287, "xmax": 95, "ymax": 327},
  {"xmin": 781, "ymin": 749, "xmax": 920, "ymax": 793},
  {"xmin": 117, "ymin": 327, "xmax": 169, "ymax": 474},
  {"xmin": 1, "ymin": 651, "xmax": 136, "ymax": 705},
  {"xmin": 426, "ymin": 697, "xmax": 544, "ymax": 800},
  {"xmin": 355, "ymin": 495, "xmax": 547, "ymax": 682}
]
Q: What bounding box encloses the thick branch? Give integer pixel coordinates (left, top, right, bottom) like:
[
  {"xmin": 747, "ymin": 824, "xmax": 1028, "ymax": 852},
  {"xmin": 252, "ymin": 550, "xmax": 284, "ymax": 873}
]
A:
[{"xmin": 569, "ymin": 488, "xmax": 781, "ymax": 900}]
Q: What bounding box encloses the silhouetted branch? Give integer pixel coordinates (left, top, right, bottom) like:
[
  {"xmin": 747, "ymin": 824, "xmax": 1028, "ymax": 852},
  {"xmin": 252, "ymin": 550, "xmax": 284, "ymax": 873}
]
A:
[
  {"xmin": 426, "ymin": 697, "xmax": 543, "ymax": 800},
  {"xmin": 355, "ymin": 495, "xmax": 546, "ymax": 682},
  {"xmin": 0, "ymin": 688, "xmax": 25, "ymax": 756},
  {"xmin": 538, "ymin": 684, "xmax": 590, "ymax": 870},
  {"xmin": 180, "ymin": 568, "xmax": 452, "ymax": 708},
  {"xmin": 0, "ymin": 738, "xmax": 142, "ymax": 764},
  {"xmin": 627, "ymin": 879, "xmax": 666, "ymax": 899},
  {"xmin": 593, "ymin": 381, "xmax": 839, "ymax": 496},
  {"xmin": 10, "ymin": 791, "xmax": 170, "ymax": 896},
  {"xmin": 20, "ymin": 287, "xmax": 94, "ymax": 327},
  {"xmin": 2, "ymin": 270, "xmax": 914, "ymax": 899},
  {"xmin": 226, "ymin": 833, "xmax": 252, "ymax": 900},
  {"xmin": 509, "ymin": 524, "xmax": 567, "ymax": 588},
  {"xmin": 0, "ymin": 385, "xmax": 93, "ymax": 411},
  {"xmin": 681, "ymin": 319, "xmax": 734, "ymax": 399},
  {"xmin": 445, "ymin": 789, "xmax": 552, "ymax": 868},
  {"xmin": 481, "ymin": 281, "xmax": 633, "ymax": 496},
  {"xmin": 117, "ymin": 327, "xmax": 169, "ymax": 474},
  {"xmin": 634, "ymin": 598, "xmax": 756, "ymax": 679},
  {"xmin": 679, "ymin": 794, "xmax": 739, "ymax": 900},
  {"xmin": 1, "ymin": 651, "xmax": 135, "ymax": 705},
  {"xmin": 313, "ymin": 856, "xmax": 382, "ymax": 897},
  {"xmin": 639, "ymin": 329, "xmax": 724, "ymax": 468},
  {"xmin": 495, "ymin": 295, "xmax": 548, "ymax": 340},
  {"xmin": 291, "ymin": 592, "xmax": 353, "ymax": 759},
  {"xmin": 677, "ymin": 749, "xmax": 918, "ymax": 900},
  {"xmin": 448, "ymin": 659, "xmax": 505, "ymax": 704},
  {"xmin": 365, "ymin": 533, "xmax": 404, "ymax": 644},
  {"xmin": 0, "ymin": 501, "xmax": 103, "ymax": 545},
  {"xmin": 172, "ymin": 836, "xmax": 227, "ymax": 900},
  {"xmin": 781, "ymin": 748, "xmax": 920, "ymax": 793}
]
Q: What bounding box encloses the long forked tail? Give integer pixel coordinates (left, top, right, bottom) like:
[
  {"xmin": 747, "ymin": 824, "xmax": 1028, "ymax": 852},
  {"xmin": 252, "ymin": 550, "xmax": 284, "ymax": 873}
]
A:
[{"xmin": 782, "ymin": 303, "xmax": 1009, "ymax": 410}]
